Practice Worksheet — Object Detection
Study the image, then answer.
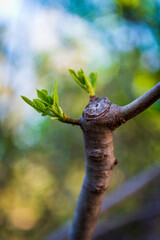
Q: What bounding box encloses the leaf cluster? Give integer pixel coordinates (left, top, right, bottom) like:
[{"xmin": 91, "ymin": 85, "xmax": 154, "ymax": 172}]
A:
[
  {"xmin": 21, "ymin": 77, "xmax": 65, "ymax": 121},
  {"xmin": 21, "ymin": 68, "xmax": 98, "ymax": 122},
  {"xmin": 68, "ymin": 68, "xmax": 97, "ymax": 96}
]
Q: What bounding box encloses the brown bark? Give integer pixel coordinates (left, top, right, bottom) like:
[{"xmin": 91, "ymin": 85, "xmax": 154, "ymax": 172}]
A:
[
  {"xmin": 67, "ymin": 83, "xmax": 160, "ymax": 240},
  {"xmin": 119, "ymin": 82, "xmax": 160, "ymax": 122},
  {"xmin": 63, "ymin": 117, "xmax": 80, "ymax": 126},
  {"xmin": 69, "ymin": 97, "xmax": 120, "ymax": 240}
]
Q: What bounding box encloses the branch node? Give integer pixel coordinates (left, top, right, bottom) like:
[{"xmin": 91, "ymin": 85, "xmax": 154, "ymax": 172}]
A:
[
  {"xmin": 91, "ymin": 184, "xmax": 108, "ymax": 194},
  {"xmin": 90, "ymin": 95, "xmax": 96, "ymax": 101},
  {"xmin": 114, "ymin": 159, "xmax": 119, "ymax": 166},
  {"xmin": 119, "ymin": 118, "xmax": 126, "ymax": 125}
]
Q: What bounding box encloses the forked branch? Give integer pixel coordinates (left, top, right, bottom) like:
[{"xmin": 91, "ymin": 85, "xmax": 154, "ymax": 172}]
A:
[{"xmin": 21, "ymin": 70, "xmax": 160, "ymax": 240}]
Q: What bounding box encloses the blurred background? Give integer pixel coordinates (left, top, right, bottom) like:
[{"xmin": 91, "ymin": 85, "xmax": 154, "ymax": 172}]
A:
[{"xmin": 0, "ymin": 0, "xmax": 160, "ymax": 239}]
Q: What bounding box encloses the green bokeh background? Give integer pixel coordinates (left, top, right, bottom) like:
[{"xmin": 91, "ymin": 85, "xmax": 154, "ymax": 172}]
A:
[{"xmin": 0, "ymin": 0, "xmax": 160, "ymax": 239}]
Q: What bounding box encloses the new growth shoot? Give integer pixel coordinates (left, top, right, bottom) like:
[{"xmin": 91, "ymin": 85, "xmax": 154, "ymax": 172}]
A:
[
  {"xmin": 21, "ymin": 68, "xmax": 98, "ymax": 123},
  {"xmin": 69, "ymin": 68, "xmax": 97, "ymax": 97},
  {"xmin": 21, "ymin": 77, "xmax": 65, "ymax": 121}
]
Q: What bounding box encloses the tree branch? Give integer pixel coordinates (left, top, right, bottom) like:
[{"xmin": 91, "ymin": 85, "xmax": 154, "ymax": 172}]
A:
[
  {"xmin": 119, "ymin": 82, "xmax": 160, "ymax": 122},
  {"xmin": 94, "ymin": 202, "xmax": 160, "ymax": 240},
  {"xmin": 61, "ymin": 117, "xmax": 80, "ymax": 126}
]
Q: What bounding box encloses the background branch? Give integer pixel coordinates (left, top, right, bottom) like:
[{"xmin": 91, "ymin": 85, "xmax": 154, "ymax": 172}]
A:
[
  {"xmin": 94, "ymin": 202, "xmax": 160, "ymax": 240},
  {"xmin": 45, "ymin": 163, "xmax": 160, "ymax": 240}
]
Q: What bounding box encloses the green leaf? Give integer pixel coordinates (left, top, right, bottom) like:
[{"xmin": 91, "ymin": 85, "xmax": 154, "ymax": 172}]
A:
[
  {"xmin": 37, "ymin": 89, "xmax": 53, "ymax": 105},
  {"xmin": 35, "ymin": 109, "xmax": 41, "ymax": 113},
  {"xmin": 82, "ymin": 71, "xmax": 93, "ymax": 92},
  {"xmin": 69, "ymin": 68, "xmax": 97, "ymax": 96},
  {"xmin": 89, "ymin": 72, "xmax": 97, "ymax": 90},
  {"xmin": 21, "ymin": 95, "xmax": 58, "ymax": 118},
  {"xmin": 21, "ymin": 96, "xmax": 36, "ymax": 108},
  {"xmin": 37, "ymin": 89, "xmax": 47, "ymax": 100},
  {"xmin": 41, "ymin": 89, "xmax": 48, "ymax": 94},
  {"xmin": 21, "ymin": 75, "xmax": 71, "ymax": 122},
  {"xmin": 69, "ymin": 69, "xmax": 89, "ymax": 93},
  {"xmin": 69, "ymin": 69, "xmax": 85, "ymax": 88},
  {"xmin": 53, "ymin": 77, "xmax": 59, "ymax": 107},
  {"xmin": 47, "ymin": 95, "xmax": 53, "ymax": 105},
  {"xmin": 77, "ymin": 69, "xmax": 85, "ymax": 84},
  {"xmin": 33, "ymin": 99, "xmax": 47, "ymax": 112},
  {"xmin": 34, "ymin": 98, "xmax": 52, "ymax": 107}
]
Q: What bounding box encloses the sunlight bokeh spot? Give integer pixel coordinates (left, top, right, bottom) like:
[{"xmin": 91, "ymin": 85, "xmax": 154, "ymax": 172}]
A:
[{"xmin": 10, "ymin": 208, "xmax": 37, "ymax": 230}]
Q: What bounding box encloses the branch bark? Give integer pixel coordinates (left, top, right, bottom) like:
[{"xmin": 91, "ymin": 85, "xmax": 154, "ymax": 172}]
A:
[
  {"xmin": 69, "ymin": 130, "xmax": 115, "ymax": 240},
  {"xmin": 68, "ymin": 81, "xmax": 160, "ymax": 240},
  {"xmin": 119, "ymin": 82, "xmax": 160, "ymax": 123},
  {"xmin": 63, "ymin": 117, "xmax": 80, "ymax": 126},
  {"xmin": 69, "ymin": 98, "xmax": 120, "ymax": 240},
  {"xmin": 53, "ymin": 83, "xmax": 160, "ymax": 240}
]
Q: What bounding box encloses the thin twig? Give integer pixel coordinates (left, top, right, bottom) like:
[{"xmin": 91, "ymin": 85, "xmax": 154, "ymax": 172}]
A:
[{"xmin": 61, "ymin": 117, "xmax": 80, "ymax": 126}]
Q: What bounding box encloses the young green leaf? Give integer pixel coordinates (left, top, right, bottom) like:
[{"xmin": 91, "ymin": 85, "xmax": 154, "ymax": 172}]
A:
[
  {"xmin": 21, "ymin": 96, "xmax": 36, "ymax": 108},
  {"xmin": 34, "ymin": 98, "xmax": 52, "ymax": 107},
  {"xmin": 77, "ymin": 69, "xmax": 85, "ymax": 85},
  {"xmin": 47, "ymin": 95, "xmax": 53, "ymax": 105},
  {"xmin": 69, "ymin": 69, "xmax": 87, "ymax": 90},
  {"xmin": 37, "ymin": 89, "xmax": 47, "ymax": 101},
  {"xmin": 81, "ymin": 70, "xmax": 95, "ymax": 96},
  {"xmin": 34, "ymin": 109, "xmax": 42, "ymax": 113},
  {"xmin": 89, "ymin": 72, "xmax": 97, "ymax": 90},
  {"xmin": 36, "ymin": 89, "xmax": 53, "ymax": 105},
  {"xmin": 21, "ymin": 72, "xmax": 82, "ymax": 122},
  {"xmin": 69, "ymin": 68, "xmax": 97, "ymax": 96},
  {"xmin": 53, "ymin": 77, "xmax": 59, "ymax": 107},
  {"xmin": 41, "ymin": 89, "xmax": 48, "ymax": 94},
  {"xmin": 33, "ymin": 99, "xmax": 47, "ymax": 112},
  {"xmin": 41, "ymin": 113, "xmax": 47, "ymax": 116}
]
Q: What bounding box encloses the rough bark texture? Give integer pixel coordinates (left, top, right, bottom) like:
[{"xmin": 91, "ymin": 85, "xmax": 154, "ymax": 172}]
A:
[{"xmin": 69, "ymin": 97, "xmax": 120, "ymax": 240}]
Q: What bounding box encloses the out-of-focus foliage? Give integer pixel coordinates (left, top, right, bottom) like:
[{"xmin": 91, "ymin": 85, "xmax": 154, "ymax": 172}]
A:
[{"xmin": 0, "ymin": 0, "xmax": 160, "ymax": 239}]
